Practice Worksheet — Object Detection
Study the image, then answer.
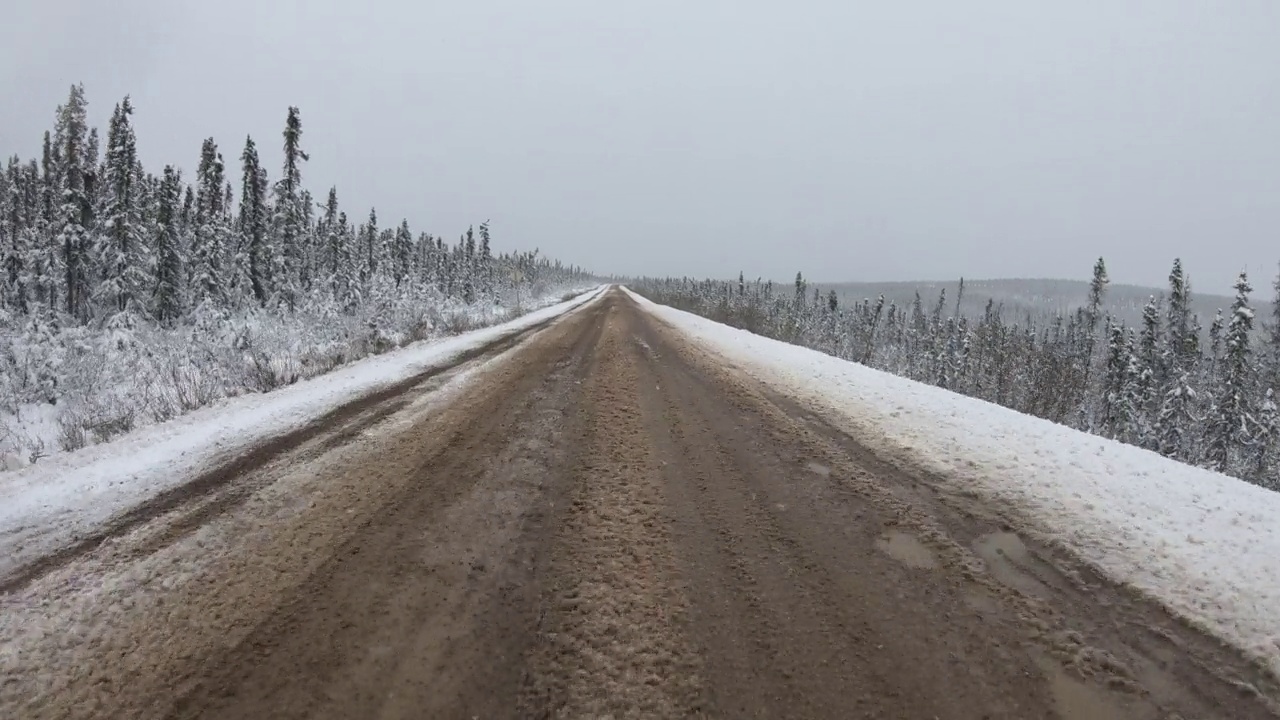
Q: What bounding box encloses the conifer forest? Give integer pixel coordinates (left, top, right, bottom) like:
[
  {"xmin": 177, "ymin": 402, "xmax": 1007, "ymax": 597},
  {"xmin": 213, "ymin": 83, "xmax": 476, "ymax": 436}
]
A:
[{"xmin": 0, "ymin": 85, "xmax": 592, "ymax": 465}]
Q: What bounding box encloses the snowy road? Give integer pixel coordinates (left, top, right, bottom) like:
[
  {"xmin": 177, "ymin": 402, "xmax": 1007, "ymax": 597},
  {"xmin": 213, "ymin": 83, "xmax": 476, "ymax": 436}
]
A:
[{"xmin": 2, "ymin": 289, "xmax": 1277, "ymax": 719}]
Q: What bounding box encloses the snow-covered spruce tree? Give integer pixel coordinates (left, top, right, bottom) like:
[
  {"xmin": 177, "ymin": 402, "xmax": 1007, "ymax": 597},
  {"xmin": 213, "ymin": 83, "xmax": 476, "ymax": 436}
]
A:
[
  {"xmin": 1204, "ymin": 272, "xmax": 1255, "ymax": 474},
  {"xmin": 1250, "ymin": 389, "xmax": 1278, "ymax": 488},
  {"xmin": 190, "ymin": 138, "xmax": 229, "ymax": 316},
  {"xmin": 462, "ymin": 226, "xmax": 477, "ymax": 303},
  {"xmin": 152, "ymin": 166, "xmax": 184, "ymax": 325},
  {"xmin": 297, "ymin": 188, "xmax": 316, "ymax": 294},
  {"xmin": 392, "ymin": 219, "xmax": 413, "ymax": 288},
  {"xmin": 419, "ymin": 233, "xmax": 437, "ymax": 290},
  {"xmin": 433, "ymin": 235, "xmax": 449, "ymax": 295},
  {"xmin": 1101, "ymin": 321, "xmax": 1130, "ymax": 439},
  {"xmin": 95, "ymin": 96, "xmax": 151, "ymax": 327},
  {"xmin": 1208, "ymin": 309, "xmax": 1225, "ymax": 377},
  {"xmin": 360, "ymin": 207, "xmax": 378, "ymax": 287},
  {"xmin": 1155, "ymin": 259, "xmax": 1199, "ymax": 459},
  {"xmin": 376, "ymin": 227, "xmax": 396, "ymax": 294},
  {"xmin": 333, "ymin": 211, "xmax": 360, "ymax": 313},
  {"xmin": 317, "ymin": 187, "xmax": 341, "ymax": 285},
  {"xmin": 1135, "ymin": 295, "xmax": 1161, "ymax": 445},
  {"xmin": 478, "ymin": 221, "xmax": 494, "ymax": 302},
  {"xmin": 1265, "ymin": 264, "xmax": 1280, "ymax": 398},
  {"xmin": 52, "ymin": 84, "xmax": 94, "ymax": 324},
  {"xmin": 1157, "ymin": 369, "xmax": 1197, "ymax": 461},
  {"xmin": 238, "ymin": 136, "xmax": 271, "ymax": 307},
  {"xmin": 860, "ymin": 294, "xmax": 885, "ymax": 364},
  {"xmin": 1120, "ymin": 328, "xmax": 1146, "ymax": 445},
  {"xmin": 178, "ymin": 185, "xmax": 196, "ymax": 296},
  {"xmin": 1082, "ymin": 257, "xmax": 1109, "ymax": 381},
  {"xmin": 28, "ymin": 131, "xmax": 61, "ymax": 320},
  {"xmin": 936, "ymin": 317, "xmax": 959, "ymax": 390},
  {"xmin": 271, "ymin": 106, "xmax": 308, "ymax": 312},
  {"xmin": 1, "ymin": 157, "xmax": 28, "ymax": 314}
]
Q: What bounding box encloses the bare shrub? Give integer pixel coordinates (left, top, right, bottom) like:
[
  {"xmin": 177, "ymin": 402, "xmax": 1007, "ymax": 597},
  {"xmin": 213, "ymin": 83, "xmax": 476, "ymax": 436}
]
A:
[
  {"xmin": 83, "ymin": 396, "xmax": 137, "ymax": 444},
  {"xmin": 246, "ymin": 351, "xmax": 301, "ymax": 393},
  {"xmin": 406, "ymin": 308, "xmax": 442, "ymax": 343},
  {"xmin": 443, "ymin": 312, "xmax": 477, "ymax": 336},
  {"xmin": 165, "ymin": 360, "xmax": 220, "ymax": 412},
  {"xmin": 134, "ymin": 372, "xmax": 177, "ymax": 423},
  {"xmin": 299, "ymin": 346, "xmax": 346, "ymax": 379},
  {"xmin": 57, "ymin": 411, "xmax": 88, "ymax": 452},
  {"xmin": 28, "ymin": 437, "xmax": 47, "ymax": 465}
]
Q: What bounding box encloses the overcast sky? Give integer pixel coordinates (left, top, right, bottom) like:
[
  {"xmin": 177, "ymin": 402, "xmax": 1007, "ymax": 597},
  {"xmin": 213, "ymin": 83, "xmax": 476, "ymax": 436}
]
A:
[{"xmin": 2, "ymin": 1, "xmax": 1277, "ymax": 293}]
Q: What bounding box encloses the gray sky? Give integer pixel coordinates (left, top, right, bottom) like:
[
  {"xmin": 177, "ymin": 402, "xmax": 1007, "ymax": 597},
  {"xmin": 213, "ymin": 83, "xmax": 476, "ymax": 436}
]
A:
[{"xmin": 3, "ymin": 0, "xmax": 1278, "ymax": 294}]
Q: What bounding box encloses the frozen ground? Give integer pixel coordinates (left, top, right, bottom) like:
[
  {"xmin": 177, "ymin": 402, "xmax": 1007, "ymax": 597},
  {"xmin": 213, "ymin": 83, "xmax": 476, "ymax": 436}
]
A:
[
  {"xmin": 625, "ymin": 287, "xmax": 1280, "ymax": 677},
  {"xmin": 0, "ymin": 286, "xmax": 605, "ymax": 577}
]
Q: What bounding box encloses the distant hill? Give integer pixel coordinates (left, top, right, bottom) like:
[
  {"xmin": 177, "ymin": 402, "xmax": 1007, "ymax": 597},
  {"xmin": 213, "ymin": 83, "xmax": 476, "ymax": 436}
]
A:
[{"xmin": 814, "ymin": 278, "xmax": 1270, "ymax": 331}]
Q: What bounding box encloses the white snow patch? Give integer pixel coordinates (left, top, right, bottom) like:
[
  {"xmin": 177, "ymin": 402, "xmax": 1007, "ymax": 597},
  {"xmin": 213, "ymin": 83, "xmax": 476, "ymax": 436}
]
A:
[
  {"xmin": 626, "ymin": 287, "xmax": 1280, "ymax": 676},
  {"xmin": 0, "ymin": 286, "xmax": 606, "ymax": 579}
]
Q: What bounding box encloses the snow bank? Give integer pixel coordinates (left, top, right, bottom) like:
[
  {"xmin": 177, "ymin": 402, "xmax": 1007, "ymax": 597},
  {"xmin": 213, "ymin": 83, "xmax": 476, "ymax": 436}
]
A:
[
  {"xmin": 0, "ymin": 286, "xmax": 606, "ymax": 578},
  {"xmin": 626, "ymin": 287, "xmax": 1280, "ymax": 674}
]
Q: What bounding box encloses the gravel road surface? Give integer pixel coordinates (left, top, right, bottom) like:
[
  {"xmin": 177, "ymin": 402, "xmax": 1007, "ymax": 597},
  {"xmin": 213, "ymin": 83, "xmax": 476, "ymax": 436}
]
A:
[{"xmin": 3, "ymin": 289, "xmax": 1276, "ymax": 719}]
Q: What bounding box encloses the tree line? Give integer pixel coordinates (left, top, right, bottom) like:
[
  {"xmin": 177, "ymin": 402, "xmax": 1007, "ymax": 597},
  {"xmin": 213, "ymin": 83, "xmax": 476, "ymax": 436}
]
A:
[
  {"xmin": 631, "ymin": 258, "xmax": 1280, "ymax": 490},
  {"xmin": 0, "ymin": 84, "xmax": 590, "ymax": 332}
]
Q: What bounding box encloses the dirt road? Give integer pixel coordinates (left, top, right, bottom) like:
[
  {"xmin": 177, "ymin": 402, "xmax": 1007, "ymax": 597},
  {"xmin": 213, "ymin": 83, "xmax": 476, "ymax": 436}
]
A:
[{"xmin": 3, "ymin": 289, "xmax": 1277, "ymax": 719}]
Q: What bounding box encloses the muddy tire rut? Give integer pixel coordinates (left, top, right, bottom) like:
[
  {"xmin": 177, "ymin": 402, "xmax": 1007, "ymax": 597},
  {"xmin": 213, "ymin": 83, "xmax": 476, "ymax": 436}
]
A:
[{"xmin": 2, "ymin": 289, "xmax": 1277, "ymax": 720}]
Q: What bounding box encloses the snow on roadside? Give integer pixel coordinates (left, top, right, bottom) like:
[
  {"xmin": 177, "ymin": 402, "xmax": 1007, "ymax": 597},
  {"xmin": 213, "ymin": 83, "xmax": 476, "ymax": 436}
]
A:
[
  {"xmin": 0, "ymin": 286, "xmax": 606, "ymax": 579},
  {"xmin": 626, "ymin": 287, "xmax": 1280, "ymax": 676}
]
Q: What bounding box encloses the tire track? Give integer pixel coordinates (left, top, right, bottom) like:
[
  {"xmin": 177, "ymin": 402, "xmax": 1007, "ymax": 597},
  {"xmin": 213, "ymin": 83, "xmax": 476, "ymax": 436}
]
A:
[{"xmin": 519, "ymin": 302, "xmax": 705, "ymax": 719}]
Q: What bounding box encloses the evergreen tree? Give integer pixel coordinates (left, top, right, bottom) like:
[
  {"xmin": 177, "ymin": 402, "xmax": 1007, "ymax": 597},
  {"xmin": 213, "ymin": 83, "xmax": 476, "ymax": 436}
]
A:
[
  {"xmin": 1205, "ymin": 272, "xmax": 1255, "ymax": 473},
  {"xmin": 318, "ymin": 187, "xmax": 341, "ymax": 281},
  {"xmin": 53, "ymin": 84, "xmax": 94, "ymax": 322},
  {"xmin": 1265, "ymin": 264, "xmax": 1280, "ymax": 396},
  {"xmin": 462, "ymin": 226, "xmax": 477, "ymax": 303},
  {"xmin": 95, "ymin": 96, "xmax": 150, "ymax": 325},
  {"xmin": 153, "ymin": 166, "xmax": 184, "ymax": 324},
  {"xmin": 1102, "ymin": 322, "xmax": 1130, "ymax": 438},
  {"xmin": 31, "ymin": 130, "xmax": 61, "ymax": 317},
  {"xmin": 179, "ymin": 184, "xmax": 195, "ymax": 283},
  {"xmin": 1135, "ymin": 295, "xmax": 1161, "ymax": 440},
  {"xmin": 393, "ymin": 219, "xmax": 413, "ymax": 288},
  {"xmin": 1208, "ymin": 309, "xmax": 1225, "ymax": 377},
  {"xmin": 297, "ymin": 188, "xmax": 316, "ymax": 293},
  {"xmin": 272, "ymin": 106, "xmax": 307, "ymax": 311},
  {"xmin": 190, "ymin": 138, "xmax": 229, "ymax": 314},
  {"xmin": 1156, "ymin": 369, "xmax": 1196, "ymax": 460},
  {"xmin": 478, "ymin": 220, "xmax": 494, "ymax": 300},
  {"xmin": 1084, "ymin": 258, "xmax": 1108, "ymax": 342},
  {"xmin": 2, "ymin": 157, "xmax": 27, "ymax": 314},
  {"xmin": 361, "ymin": 207, "xmax": 378, "ymax": 285},
  {"xmin": 1251, "ymin": 390, "xmax": 1278, "ymax": 488},
  {"xmin": 1166, "ymin": 259, "xmax": 1193, "ymax": 368},
  {"xmin": 238, "ymin": 136, "xmax": 270, "ymax": 307},
  {"xmin": 333, "ymin": 211, "xmax": 359, "ymax": 312}
]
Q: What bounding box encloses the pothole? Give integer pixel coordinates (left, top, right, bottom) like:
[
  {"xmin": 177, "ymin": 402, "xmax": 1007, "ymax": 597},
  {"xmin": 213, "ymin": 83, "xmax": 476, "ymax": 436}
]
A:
[
  {"xmin": 1041, "ymin": 659, "xmax": 1133, "ymax": 720},
  {"xmin": 805, "ymin": 462, "xmax": 831, "ymax": 477},
  {"xmin": 973, "ymin": 531, "xmax": 1046, "ymax": 597},
  {"xmin": 874, "ymin": 531, "xmax": 938, "ymax": 570}
]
